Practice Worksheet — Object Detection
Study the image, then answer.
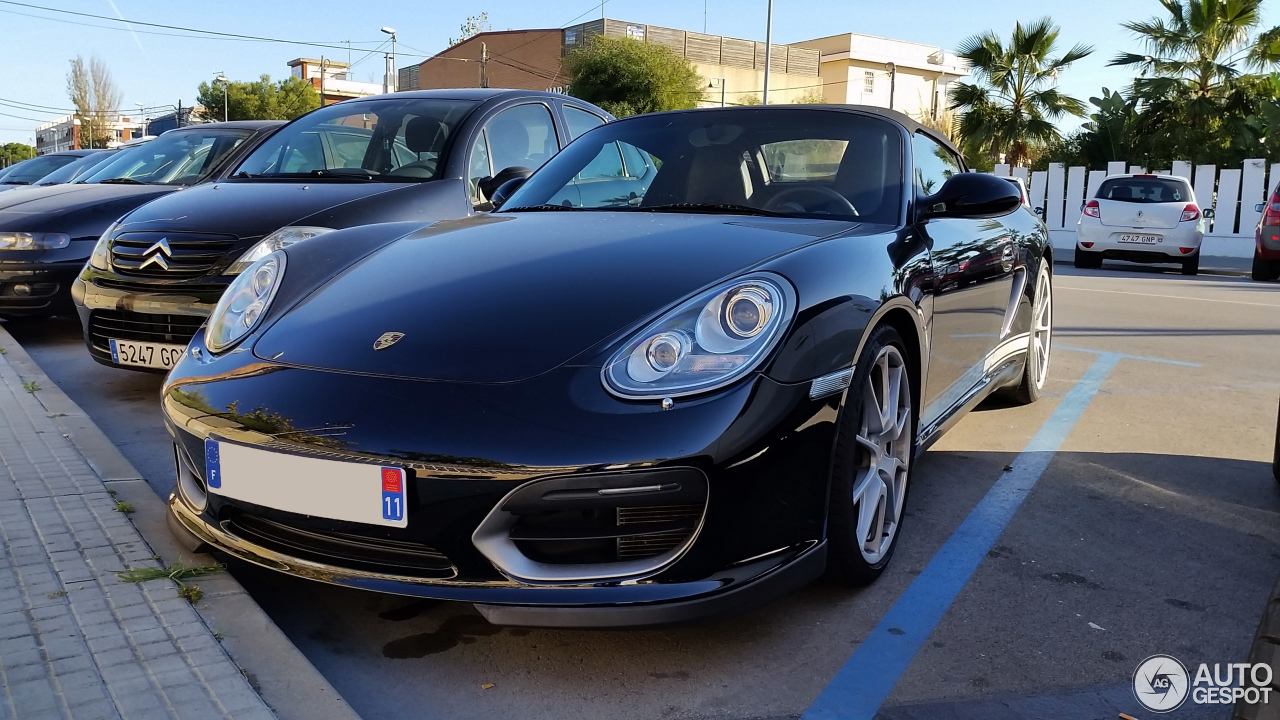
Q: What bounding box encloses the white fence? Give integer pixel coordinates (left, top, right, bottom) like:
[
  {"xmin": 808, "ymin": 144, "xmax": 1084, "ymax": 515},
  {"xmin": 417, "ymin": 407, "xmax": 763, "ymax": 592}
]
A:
[{"xmin": 991, "ymin": 159, "xmax": 1271, "ymax": 260}]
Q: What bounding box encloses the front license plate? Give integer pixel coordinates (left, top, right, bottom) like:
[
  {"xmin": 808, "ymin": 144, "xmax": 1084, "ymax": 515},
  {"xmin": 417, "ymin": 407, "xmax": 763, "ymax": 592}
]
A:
[
  {"xmin": 109, "ymin": 339, "xmax": 186, "ymax": 369},
  {"xmin": 204, "ymin": 439, "xmax": 407, "ymax": 528},
  {"xmin": 1118, "ymin": 233, "xmax": 1161, "ymax": 244}
]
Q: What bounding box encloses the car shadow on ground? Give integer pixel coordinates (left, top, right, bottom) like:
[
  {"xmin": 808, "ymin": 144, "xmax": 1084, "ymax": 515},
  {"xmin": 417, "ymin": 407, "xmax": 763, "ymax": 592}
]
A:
[{"xmin": 222, "ymin": 450, "xmax": 1280, "ymax": 720}]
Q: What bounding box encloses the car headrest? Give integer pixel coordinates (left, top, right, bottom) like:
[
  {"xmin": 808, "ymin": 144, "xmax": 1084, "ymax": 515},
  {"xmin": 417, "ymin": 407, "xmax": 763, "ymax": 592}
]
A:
[{"xmin": 404, "ymin": 116, "xmax": 449, "ymax": 154}]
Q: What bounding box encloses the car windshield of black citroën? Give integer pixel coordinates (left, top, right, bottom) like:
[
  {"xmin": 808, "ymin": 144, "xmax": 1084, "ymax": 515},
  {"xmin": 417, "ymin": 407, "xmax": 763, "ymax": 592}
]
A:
[
  {"xmin": 232, "ymin": 98, "xmax": 476, "ymax": 182},
  {"xmin": 503, "ymin": 109, "xmax": 904, "ymax": 223}
]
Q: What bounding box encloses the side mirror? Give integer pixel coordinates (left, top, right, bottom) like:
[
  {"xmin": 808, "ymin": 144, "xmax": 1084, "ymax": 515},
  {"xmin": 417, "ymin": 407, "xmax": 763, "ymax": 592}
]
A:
[
  {"xmin": 479, "ymin": 165, "xmax": 533, "ymax": 209},
  {"xmin": 1204, "ymin": 208, "xmax": 1216, "ymax": 219},
  {"xmin": 490, "ymin": 176, "xmax": 529, "ymax": 211},
  {"xmin": 1255, "ymin": 204, "xmax": 1265, "ymax": 214},
  {"xmin": 1034, "ymin": 206, "xmax": 1045, "ymax": 217},
  {"xmin": 919, "ymin": 173, "xmax": 1022, "ymax": 220}
]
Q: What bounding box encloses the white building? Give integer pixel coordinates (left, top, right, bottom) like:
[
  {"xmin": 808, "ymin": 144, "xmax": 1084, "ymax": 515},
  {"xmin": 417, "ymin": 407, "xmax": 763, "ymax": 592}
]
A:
[
  {"xmin": 35, "ymin": 114, "xmax": 146, "ymax": 155},
  {"xmin": 790, "ymin": 32, "xmax": 967, "ymax": 121},
  {"xmin": 288, "ymin": 58, "xmax": 384, "ymax": 106}
]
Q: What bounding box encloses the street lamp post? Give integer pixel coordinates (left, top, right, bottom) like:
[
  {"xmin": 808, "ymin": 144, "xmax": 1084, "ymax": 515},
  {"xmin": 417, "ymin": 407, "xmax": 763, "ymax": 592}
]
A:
[
  {"xmin": 761, "ymin": 0, "xmax": 773, "ymax": 104},
  {"xmin": 214, "ymin": 73, "xmax": 228, "ymax": 122},
  {"xmin": 381, "ymin": 26, "xmax": 397, "ymax": 93}
]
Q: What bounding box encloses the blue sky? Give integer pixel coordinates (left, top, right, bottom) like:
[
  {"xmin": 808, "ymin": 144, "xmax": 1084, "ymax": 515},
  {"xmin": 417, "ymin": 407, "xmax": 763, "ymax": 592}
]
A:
[{"xmin": 1, "ymin": 0, "xmax": 1275, "ymax": 146}]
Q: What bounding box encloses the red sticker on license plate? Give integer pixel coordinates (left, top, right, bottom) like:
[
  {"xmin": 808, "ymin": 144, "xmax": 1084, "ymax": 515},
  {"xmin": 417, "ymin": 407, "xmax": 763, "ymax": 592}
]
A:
[{"xmin": 382, "ymin": 467, "xmax": 402, "ymax": 493}]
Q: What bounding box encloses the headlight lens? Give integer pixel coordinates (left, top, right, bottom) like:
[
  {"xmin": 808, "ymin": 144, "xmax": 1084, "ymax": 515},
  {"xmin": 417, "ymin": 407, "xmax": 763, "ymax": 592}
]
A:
[
  {"xmin": 225, "ymin": 226, "xmax": 332, "ymax": 275},
  {"xmin": 87, "ymin": 222, "xmax": 117, "ymax": 270},
  {"xmin": 0, "ymin": 232, "xmax": 70, "ymax": 250},
  {"xmin": 205, "ymin": 251, "xmax": 285, "ymax": 353},
  {"xmin": 603, "ymin": 273, "xmax": 793, "ymax": 399}
]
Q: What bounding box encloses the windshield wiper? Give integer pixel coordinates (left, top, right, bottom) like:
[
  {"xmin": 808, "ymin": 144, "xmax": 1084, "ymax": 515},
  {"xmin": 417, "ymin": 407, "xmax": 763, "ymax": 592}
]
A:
[
  {"xmin": 636, "ymin": 203, "xmax": 784, "ymax": 217},
  {"xmin": 310, "ymin": 168, "xmax": 379, "ymax": 180},
  {"xmin": 97, "ymin": 177, "xmax": 146, "ymax": 185},
  {"xmin": 503, "ymin": 203, "xmax": 598, "ymax": 212},
  {"xmin": 231, "ymin": 171, "xmax": 258, "ymax": 179},
  {"xmin": 0, "ymin": 181, "xmax": 29, "ymax": 186}
]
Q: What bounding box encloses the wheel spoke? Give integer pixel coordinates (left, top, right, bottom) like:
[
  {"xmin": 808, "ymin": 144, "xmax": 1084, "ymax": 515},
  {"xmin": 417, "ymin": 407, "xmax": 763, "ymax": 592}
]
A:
[{"xmin": 854, "ymin": 470, "xmax": 884, "ymax": 544}]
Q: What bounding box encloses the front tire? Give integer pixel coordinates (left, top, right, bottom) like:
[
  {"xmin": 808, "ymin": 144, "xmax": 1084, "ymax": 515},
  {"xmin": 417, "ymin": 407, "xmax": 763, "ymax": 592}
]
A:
[
  {"xmin": 1254, "ymin": 253, "xmax": 1280, "ymax": 281},
  {"xmin": 1004, "ymin": 261, "xmax": 1052, "ymax": 405},
  {"xmin": 825, "ymin": 325, "xmax": 915, "ymax": 586},
  {"xmin": 1181, "ymin": 253, "xmax": 1200, "ymax": 276},
  {"xmin": 1074, "ymin": 248, "xmax": 1102, "ymax": 269}
]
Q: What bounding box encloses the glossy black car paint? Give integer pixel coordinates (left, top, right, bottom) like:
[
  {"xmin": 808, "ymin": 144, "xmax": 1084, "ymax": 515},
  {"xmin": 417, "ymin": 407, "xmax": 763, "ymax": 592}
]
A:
[
  {"xmin": 75, "ymin": 89, "xmax": 612, "ymax": 370},
  {"xmin": 0, "ymin": 123, "xmax": 280, "ymax": 317},
  {"xmin": 161, "ymin": 106, "xmax": 1050, "ymax": 627}
]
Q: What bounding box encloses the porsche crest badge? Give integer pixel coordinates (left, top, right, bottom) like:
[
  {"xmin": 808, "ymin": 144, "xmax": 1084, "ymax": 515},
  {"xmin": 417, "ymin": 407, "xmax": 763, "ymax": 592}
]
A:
[{"xmin": 373, "ymin": 332, "xmax": 405, "ymax": 351}]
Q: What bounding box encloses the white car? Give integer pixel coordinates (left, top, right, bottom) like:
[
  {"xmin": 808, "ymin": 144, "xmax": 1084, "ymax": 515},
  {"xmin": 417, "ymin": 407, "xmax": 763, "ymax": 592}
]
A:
[{"xmin": 1074, "ymin": 174, "xmax": 1212, "ymax": 275}]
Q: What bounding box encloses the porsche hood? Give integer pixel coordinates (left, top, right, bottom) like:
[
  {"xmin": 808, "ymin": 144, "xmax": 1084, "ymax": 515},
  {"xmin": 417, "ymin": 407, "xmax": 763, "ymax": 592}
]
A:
[{"xmin": 254, "ymin": 212, "xmax": 855, "ymax": 383}]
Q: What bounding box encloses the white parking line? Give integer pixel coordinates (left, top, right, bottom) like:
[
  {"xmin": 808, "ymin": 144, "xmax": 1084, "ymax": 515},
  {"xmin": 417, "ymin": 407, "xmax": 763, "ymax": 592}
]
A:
[{"xmin": 1056, "ymin": 285, "xmax": 1280, "ymax": 308}]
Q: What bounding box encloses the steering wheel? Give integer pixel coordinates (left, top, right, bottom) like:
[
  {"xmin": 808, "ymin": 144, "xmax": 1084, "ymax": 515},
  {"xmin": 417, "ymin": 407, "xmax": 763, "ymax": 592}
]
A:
[{"xmin": 763, "ymin": 185, "xmax": 857, "ymax": 216}]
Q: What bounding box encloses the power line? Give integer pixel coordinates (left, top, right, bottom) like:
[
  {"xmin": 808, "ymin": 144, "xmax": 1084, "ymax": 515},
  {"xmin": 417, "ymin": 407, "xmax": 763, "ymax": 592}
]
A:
[{"xmin": 0, "ymin": 1, "xmax": 428, "ymax": 56}]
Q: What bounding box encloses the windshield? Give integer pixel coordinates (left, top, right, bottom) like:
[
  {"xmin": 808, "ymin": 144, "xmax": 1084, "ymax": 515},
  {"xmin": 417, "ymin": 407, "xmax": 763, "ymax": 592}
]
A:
[
  {"xmin": 234, "ymin": 97, "xmax": 475, "ymax": 182},
  {"xmin": 1, "ymin": 154, "xmax": 79, "ymax": 185},
  {"xmin": 35, "ymin": 151, "xmax": 114, "ymax": 185},
  {"xmin": 502, "ymin": 108, "xmax": 903, "ymax": 223},
  {"xmin": 81, "ymin": 128, "xmax": 251, "ymax": 186},
  {"xmin": 1097, "ymin": 177, "xmax": 1189, "ymax": 204}
]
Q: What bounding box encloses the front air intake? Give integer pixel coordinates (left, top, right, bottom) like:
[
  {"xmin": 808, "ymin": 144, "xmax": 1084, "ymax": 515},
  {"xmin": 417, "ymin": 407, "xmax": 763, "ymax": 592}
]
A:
[{"xmin": 472, "ymin": 468, "xmax": 708, "ymax": 583}]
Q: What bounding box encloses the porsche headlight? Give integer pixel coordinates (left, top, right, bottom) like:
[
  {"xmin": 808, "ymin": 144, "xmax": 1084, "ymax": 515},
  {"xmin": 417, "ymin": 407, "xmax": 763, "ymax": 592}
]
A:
[
  {"xmin": 205, "ymin": 251, "xmax": 285, "ymax": 353},
  {"xmin": 225, "ymin": 226, "xmax": 331, "ymax": 275},
  {"xmin": 87, "ymin": 222, "xmax": 117, "ymax": 270},
  {"xmin": 0, "ymin": 232, "xmax": 70, "ymax": 250},
  {"xmin": 603, "ymin": 273, "xmax": 793, "ymax": 399}
]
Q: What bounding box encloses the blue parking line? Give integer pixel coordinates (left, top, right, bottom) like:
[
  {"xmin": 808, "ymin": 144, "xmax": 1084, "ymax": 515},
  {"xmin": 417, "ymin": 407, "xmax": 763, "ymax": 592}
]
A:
[
  {"xmin": 1054, "ymin": 344, "xmax": 1202, "ymax": 367},
  {"xmin": 801, "ymin": 352, "xmax": 1121, "ymax": 720}
]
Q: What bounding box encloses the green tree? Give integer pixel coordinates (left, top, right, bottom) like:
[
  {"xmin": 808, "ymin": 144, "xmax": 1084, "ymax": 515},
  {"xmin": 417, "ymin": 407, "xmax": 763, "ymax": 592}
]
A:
[
  {"xmin": 949, "ymin": 18, "xmax": 1093, "ymax": 167},
  {"xmin": 565, "ymin": 35, "xmax": 704, "ymax": 117},
  {"xmin": 195, "ymin": 75, "xmax": 319, "ymax": 122},
  {"xmin": 1111, "ymin": 0, "xmax": 1280, "ymax": 165},
  {"xmin": 0, "ymin": 143, "xmax": 36, "ymax": 168}
]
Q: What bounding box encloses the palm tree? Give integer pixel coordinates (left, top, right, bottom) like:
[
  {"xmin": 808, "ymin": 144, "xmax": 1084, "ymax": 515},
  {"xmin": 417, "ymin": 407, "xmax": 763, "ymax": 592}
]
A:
[
  {"xmin": 1112, "ymin": 0, "xmax": 1271, "ymax": 101},
  {"xmin": 1111, "ymin": 0, "xmax": 1280, "ymax": 164},
  {"xmin": 949, "ymin": 18, "xmax": 1093, "ymax": 168}
]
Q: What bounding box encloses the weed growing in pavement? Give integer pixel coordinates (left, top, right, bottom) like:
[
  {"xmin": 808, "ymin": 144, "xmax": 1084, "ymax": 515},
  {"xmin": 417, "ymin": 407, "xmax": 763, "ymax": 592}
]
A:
[
  {"xmin": 106, "ymin": 488, "xmax": 116, "ymax": 496},
  {"xmin": 112, "ymin": 500, "xmax": 134, "ymax": 514},
  {"xmin": 0, "ymin": 346, "xmax": 6, "ymax": 354},
  {"xmin": 47, "ymin": 590, "xmax": 66, "ymax": 599},
  {"xmin": 22, "ymin": 381, "xmax": 38, "ymax": 393},
  {"xmin": 115, "ymin": 561, "xmax": 223, "ymax": 584},
  {"xmin": 177, "ymin": 584, "xmax": 204, "ymax": 604}
]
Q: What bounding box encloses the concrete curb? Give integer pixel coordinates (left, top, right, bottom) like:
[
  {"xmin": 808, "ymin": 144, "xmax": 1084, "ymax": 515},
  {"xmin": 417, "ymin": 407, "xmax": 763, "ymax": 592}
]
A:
[{"xmin": 0, "ymin": 324, "xmax": 361, "ymax": 720}]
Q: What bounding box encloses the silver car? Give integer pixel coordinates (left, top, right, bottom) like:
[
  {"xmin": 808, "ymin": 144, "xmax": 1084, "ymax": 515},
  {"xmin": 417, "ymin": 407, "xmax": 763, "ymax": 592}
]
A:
[{"xmin": 1074, "ymin": 174, "xmax": 1211, "ymax": 275}]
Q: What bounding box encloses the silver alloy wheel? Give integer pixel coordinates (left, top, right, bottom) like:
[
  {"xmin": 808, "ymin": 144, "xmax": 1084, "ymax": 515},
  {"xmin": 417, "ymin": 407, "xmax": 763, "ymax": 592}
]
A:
[
  {"xmin": 852, "ymin": 345, "xmax": 912, "ymax": 564},
  {"xmin": 1032, "ymin": 267, "xmax": 1053, "ymax": 390}
]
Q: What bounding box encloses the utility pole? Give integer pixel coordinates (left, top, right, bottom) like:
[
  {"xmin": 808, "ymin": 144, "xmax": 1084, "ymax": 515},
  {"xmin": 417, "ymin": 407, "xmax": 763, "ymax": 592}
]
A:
[
  {"xmin": 480, "ymin": 42, "xmax": 489, "ymax": 88},
  {"xmin": 214, "ymin": 73, "xmax": 228, "ymax": 122},
  {"xmin": 761, "ymin": 0, "xmax": 773, "ymax": 104},
  {"xmin": 177, "ymin": 99, "xmax": 182, "ymax": 128},
  {"xmin": 885, "ymin": 62, "xmax": 897, "ymax": 111},
  {"xmin": 320, "ymin": 56, "xmax": 327, "ymax": 107}
]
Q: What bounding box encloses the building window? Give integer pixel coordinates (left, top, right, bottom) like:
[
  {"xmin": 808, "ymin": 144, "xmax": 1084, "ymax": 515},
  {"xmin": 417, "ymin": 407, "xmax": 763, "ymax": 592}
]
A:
[{"xmin": 864, "ymin": 71, "xmax": 875, "ymax": 94}]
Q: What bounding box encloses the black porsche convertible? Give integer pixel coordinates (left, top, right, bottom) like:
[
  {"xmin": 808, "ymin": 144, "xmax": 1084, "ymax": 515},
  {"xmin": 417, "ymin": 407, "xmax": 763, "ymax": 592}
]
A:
[{"xmin": 161, "ymin": 105, "xmax": 1052, "ymax": 627}]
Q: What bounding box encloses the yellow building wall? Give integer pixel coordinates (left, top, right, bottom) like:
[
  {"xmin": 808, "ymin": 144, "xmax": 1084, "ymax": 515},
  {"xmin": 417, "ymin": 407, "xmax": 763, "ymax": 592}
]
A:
[{"xmin": 692, "ymin": 63, "xmax": 824, "ymax": 106}]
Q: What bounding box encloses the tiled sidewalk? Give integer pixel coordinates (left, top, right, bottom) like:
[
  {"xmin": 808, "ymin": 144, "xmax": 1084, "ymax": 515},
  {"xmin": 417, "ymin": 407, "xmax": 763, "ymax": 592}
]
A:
[{"xmin": 0, "ymin": 347, "xmax": 273, "ymax": 719}]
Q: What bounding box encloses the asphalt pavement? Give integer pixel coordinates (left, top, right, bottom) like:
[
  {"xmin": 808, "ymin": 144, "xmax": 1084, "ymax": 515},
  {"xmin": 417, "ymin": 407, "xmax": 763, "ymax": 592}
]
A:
[{"xmin": 7, "ymin": 261, "xmax": 1279, "ymax": 720}]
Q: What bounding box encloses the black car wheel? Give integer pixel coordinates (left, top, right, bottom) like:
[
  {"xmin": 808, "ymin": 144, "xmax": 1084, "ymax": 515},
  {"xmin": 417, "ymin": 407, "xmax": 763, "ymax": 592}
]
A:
[
  {"xmin": 1074, "ymin": 248, "xmax": 1103, "ymax": 269},
  {"xmin": 1233, "ymin": 572, "xmax": 1280, "ymax": 719},
  {"xmin": 826, "ymin": 324, "xmax": 916, "ymax": 586},
  {"xmin": 1254, "ymin": 253, "xmax": 1280, "ymax": 282},
  {"xmin": 1181, "ymin": 253, "xmax": 1200, "ymax": 276}
]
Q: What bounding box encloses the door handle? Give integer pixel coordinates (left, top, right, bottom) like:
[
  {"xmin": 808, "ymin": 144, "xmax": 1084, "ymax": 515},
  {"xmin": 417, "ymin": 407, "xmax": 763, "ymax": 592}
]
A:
[{"xmin": 1000, "ymin": 243, "xmax": 1015, "ymax": 271}]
